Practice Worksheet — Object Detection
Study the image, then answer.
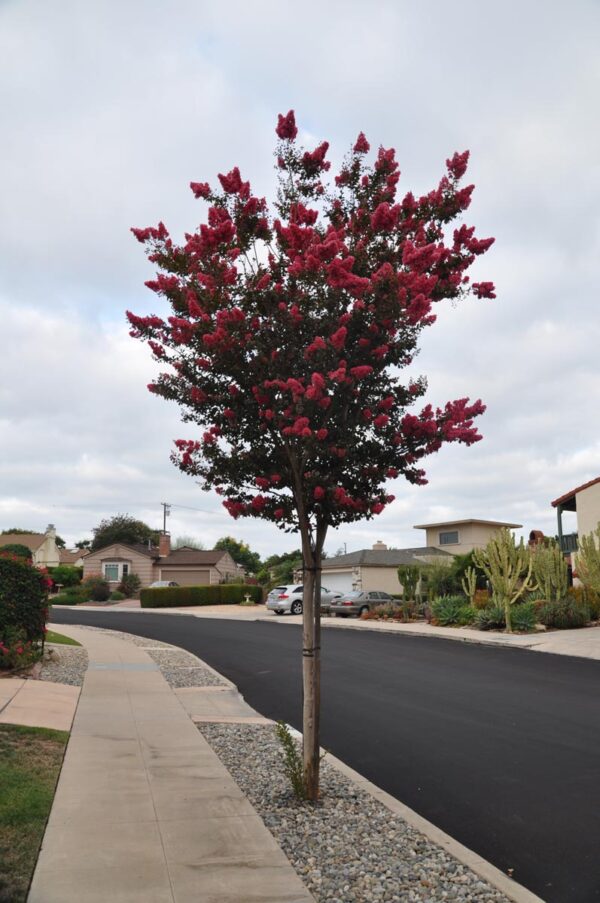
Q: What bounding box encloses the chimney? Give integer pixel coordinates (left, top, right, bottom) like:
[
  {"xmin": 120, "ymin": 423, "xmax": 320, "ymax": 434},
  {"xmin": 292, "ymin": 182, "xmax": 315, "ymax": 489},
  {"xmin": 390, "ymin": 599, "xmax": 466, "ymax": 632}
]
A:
[
  {"xmin": 159, "ymin": 533, "xmax": 171, "ymax": 557},
  {"xmin": 372, "ymin": 540, "xmax": 388, "ymax": 551},
  {"xmin": 45, "ymin": 524, "xmax": 56, "ymax": 537}
]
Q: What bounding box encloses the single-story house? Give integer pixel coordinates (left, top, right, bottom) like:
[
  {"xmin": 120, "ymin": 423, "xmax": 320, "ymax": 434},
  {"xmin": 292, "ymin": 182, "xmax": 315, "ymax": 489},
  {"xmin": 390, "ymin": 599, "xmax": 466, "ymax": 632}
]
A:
[
  {"xmin": 315, "ymin": 542, "xmax": 453, "ymax": 595},
  {"xmin": 413, "ymin": 518, "xmax": 522, "ymax": 556},
  {"xmin": 82, "ymin": 533, "xmax": 239, "ymax": 589},
  {"xmin": 0, "ymin": 524, "xmax": 61, "ymax": 567},
  {"xmin": 552, "ymin": 476, "xmax": 600, "ymax": 554}
]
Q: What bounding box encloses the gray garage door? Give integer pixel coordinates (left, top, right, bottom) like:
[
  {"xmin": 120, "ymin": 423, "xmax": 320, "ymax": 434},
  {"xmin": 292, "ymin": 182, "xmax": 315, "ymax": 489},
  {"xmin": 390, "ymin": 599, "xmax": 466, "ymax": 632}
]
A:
[{"xmin": 159, "ymin": 569, "xmax": 210, "ymax": 586}]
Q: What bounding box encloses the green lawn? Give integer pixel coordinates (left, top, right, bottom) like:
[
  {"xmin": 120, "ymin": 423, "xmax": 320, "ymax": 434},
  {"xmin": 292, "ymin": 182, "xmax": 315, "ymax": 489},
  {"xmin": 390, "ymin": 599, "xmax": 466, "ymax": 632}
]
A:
[
  {"xmin": 0, "ymin": 724, "xmax": 68, "ymax": 903},
  {"xmin": 45, "ymin": 630, "xmax": 81, "ymax": 646}
]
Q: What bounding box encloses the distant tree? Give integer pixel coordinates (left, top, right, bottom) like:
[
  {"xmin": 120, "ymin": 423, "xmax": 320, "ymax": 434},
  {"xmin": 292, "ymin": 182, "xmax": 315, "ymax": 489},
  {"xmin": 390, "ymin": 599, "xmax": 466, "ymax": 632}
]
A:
[
  {"xmin": 173, "ymin": 535, "xmax": 205, "ymax": 550},
  {"xmin": 55, "ymin": 535, "xmax": 66, "ymax": 549},
  {"xmin": 258, "ymin": 549, "xmax": 303, "ymax": 585},
  {"xmin": 90, "ymin": 515, "xmax": 159, "ymax": 551},
  {"xmin": 75, "ymin": 539, "xmax": 91, "ymax": 550},
  {"xmin": 215, "ymin": 536, "xmax": 261, "ymax": 574},
  {"xmin": 0, "ymin": 543, "xmax": 33, "ymax": 561}
]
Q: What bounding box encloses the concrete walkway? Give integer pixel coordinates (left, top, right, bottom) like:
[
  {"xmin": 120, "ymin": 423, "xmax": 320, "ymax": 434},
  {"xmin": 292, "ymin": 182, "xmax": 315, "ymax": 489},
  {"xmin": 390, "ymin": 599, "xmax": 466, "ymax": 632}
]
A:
[
  {"xmin": 29, "ymin": 626, "xmax": 313, "ymax": 903},
  {"xmin": 0, "ymin": 676, "xmax": 79, "ymax": 731}
]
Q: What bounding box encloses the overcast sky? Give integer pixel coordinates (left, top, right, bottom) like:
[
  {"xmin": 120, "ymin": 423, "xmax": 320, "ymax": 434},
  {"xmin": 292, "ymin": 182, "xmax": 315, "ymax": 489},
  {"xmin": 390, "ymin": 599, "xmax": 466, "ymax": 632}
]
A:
[{"xmin": 1, "ymin": 0, "xmax": 598, "ymax": 556}]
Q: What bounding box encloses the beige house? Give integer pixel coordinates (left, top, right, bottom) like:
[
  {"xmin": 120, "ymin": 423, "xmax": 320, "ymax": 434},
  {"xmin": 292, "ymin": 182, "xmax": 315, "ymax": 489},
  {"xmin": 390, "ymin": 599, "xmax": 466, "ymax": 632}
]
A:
[
  {"xmin": 552, "ymin": 476, "xmax": 600, "ymax": 552},
  {"xmin": 0, "ymin": 524, "xmax": 61, "ymax": 567},
  {"xmin": 413, "ymin": 518, "xmax": 522, "ymax": 555},
  {"xmin": 82, "ymin": 533, "xmax": 239, "ymax": 589},
  {"xmin": 318, "ymin": 542, "xmax": 452, "ymax": 595}
]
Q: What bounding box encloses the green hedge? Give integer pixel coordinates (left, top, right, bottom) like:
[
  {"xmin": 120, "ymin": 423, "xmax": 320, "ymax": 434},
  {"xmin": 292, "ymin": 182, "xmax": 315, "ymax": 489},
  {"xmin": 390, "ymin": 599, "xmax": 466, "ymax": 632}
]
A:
[
  {"xmin": 0, "ymin": 553, "xmax": 49, "ymax": 644},
  {"xmin": 140, "ymin": 583, "xmax": 263, "ymax": 608}
]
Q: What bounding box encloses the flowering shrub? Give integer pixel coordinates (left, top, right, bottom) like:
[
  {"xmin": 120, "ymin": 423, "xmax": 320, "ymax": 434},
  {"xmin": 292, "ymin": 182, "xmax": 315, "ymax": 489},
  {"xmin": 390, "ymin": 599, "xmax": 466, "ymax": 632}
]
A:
[
  {"xmin": 0, "ymin": 553, "xmax": 49, "ymax": 667},
  {"xmin": 128, "ymin": 110, "xmax": 494, "ymax": 799},
  {"xmin": 0, "ymin": 627, "xmax": 40, "ymax": 671}
]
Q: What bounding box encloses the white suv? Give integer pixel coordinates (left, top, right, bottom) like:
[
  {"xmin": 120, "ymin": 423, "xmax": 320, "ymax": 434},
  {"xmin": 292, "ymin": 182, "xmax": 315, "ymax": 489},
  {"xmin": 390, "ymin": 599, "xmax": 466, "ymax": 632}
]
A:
[{"xmin": 266, "ymin": 584, "xmax": 342, "ymax": 615}]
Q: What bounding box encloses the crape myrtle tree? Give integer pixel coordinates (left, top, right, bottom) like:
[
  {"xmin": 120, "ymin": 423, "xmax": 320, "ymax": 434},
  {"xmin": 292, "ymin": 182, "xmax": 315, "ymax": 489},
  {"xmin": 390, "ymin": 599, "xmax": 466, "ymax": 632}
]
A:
[{"xmin": 127, "ymin": 110, "xmax": 494, "ymax": 799}]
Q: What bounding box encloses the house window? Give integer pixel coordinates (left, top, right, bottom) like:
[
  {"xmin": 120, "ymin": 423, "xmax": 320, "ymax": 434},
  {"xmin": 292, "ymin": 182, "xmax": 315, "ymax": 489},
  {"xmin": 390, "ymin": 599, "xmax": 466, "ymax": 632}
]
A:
[
  {"xmin": 439, "ymin": 530, "xmax": 459, "ymax": 545},
  {"xmin": 103, "ymin": 562, "xmax": 129, "ymax": 582}
]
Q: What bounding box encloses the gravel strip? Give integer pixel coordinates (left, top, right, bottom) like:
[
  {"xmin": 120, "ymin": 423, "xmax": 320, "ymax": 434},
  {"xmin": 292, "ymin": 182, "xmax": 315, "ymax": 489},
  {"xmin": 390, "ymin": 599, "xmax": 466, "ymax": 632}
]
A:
[
  {"xmin": 40, "ymin": 645, "xmax": 88, "ymax": 686},
  {"xmin": 199, "ymin": 723, "xmax": 509, "ymax": 903},
  {"xmin": 75, "ymin": 627, "xmax": 228, "ymax": 688}
]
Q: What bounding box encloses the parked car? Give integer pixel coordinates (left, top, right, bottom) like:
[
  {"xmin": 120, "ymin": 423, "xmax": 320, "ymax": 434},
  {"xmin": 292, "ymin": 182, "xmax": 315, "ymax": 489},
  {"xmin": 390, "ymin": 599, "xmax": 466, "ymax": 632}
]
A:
[
  {"xmin": 266, "ymin": 584, "xmax": 342, "ymax": 615},
  {"xmin": 149, "ymin": 580, "xmax": 179, "ymax": 588},
  {"xmin": 329, "ymin": 590, "xmax": 396, "ymax": 618}
]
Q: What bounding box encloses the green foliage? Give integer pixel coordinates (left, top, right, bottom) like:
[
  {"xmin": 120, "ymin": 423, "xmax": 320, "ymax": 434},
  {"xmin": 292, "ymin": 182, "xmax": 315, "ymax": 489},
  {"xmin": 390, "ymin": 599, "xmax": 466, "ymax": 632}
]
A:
[
  {"xmin": 473, "ymin": 529, "xmax": 535, "ymax": 632},
  {"xmin": 431, "ymin": 595, "xmax": 475, "ymax": 626},
  {"xmin": 173, "ymin": 535, "xmax": 205, "ymax": 550},
  {"xmin": 531, "ymin": 541, "xmax": 568, "ymax": 602},
  {"xmin": 397, "ymin": 564, "xmax": 420, "ymax": 601},
  {"xmin": 475, "ymin": 605, "xmax": 506, "ymax": 631},
  {"xmin": 52, "ymin": 585, "xmax": 87, "ymax": 605},
  {"xmin": 109, "ymin": 591, "xmax": 126, "ymax": 601},
  {"xmin": 81, "ymin": 575, "xmax": 110, "ymax": 602},
  {"xmin": 275, "ymin": 721, "xmax": 306, "ymax": 800},
  {"xmin": 118, "ymin": 572, "xmax": 142, "ymax": 597},
  {"xmin": 567, "ymin": 585, "xmax": 600, "ymax": 620},
  {"xmin": 140, "ymin": 583, "xmax": 263, "ymax": 608},
  {"xmin": 576, "ymin": 525, "xmax": 600, "ymax": 594},
  {"xmin": 47, "ymin": 565, "xmax": 82, "ymax": 588},
  {"xmin": 420, "ymin": 561, "xmax": 457, "ymax": 600},
  {"xmin": 0, "ymin": 543, "xmax": 33, "ymax": 561},
  {"xmin": 90, "ymin": 514, "xmax": 159, "ymax": 551},
  {"xmin": 538, "ymin": 599, "xmax": 590, "ymax": 629},
  {"xmin": 258, "ymin": 549, "xmax": 302, "ymax": 586},
  {"xmin": 0, "ymin": 554, "xmax": 49, "ymax": 652},
  {"xmin": 215, "ymin": 536, "xmax": 261, "ymax": 574},
  {"xmin": 509, "ymin": 602, "xmax": 537, "ymax": 633}
]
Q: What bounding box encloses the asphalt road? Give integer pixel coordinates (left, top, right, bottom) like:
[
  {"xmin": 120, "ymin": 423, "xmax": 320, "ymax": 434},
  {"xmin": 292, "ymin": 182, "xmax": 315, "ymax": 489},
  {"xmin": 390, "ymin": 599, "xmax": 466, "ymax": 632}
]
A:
[{"xmin": 52, "ymin": 609, "xmax": 600, "ymax": 902}]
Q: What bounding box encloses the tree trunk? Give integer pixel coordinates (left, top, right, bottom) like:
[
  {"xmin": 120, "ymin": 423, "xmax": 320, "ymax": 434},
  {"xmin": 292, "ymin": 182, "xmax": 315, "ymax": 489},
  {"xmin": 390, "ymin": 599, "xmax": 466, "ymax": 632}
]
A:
[{"xmin": 301, "ymin": 524, "xmax": 326, "ymax": 801}]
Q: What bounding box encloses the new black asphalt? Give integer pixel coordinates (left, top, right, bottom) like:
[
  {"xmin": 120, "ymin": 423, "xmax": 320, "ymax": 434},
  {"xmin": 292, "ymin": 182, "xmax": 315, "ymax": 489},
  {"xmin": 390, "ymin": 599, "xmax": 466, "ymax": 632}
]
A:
[{"xmin": 51, "ymin": 609, "xmax": 600, "ymax": 902}]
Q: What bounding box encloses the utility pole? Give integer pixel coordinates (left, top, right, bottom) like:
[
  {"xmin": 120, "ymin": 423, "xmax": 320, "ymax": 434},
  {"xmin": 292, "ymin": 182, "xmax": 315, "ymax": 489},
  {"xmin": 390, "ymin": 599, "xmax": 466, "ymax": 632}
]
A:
[{"xmin": 161, "ymin": 502, "xmax": 171, "ymax": 534}]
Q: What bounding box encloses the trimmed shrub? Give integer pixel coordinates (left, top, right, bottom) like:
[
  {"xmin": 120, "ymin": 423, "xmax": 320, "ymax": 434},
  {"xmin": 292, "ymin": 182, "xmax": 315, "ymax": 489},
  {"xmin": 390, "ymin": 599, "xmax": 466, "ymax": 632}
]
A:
[
  {"xmin": 140, "ymin": 583, "xmax": 263, "ymax": 608},
  {"xmin": 109, "ymin": 591, "xmax": 126, "ymax": 601},
  {"xmin": 0, "ymin": 553, "xmax": 49, "ymax": 660},
  {"xmin": 431, "ymin": 595, "xmax": 475, "ymax": 626},
  {"xmin": 475, "ymin": 605, "xmax": 506, "ymax": 631},
  {"xmin": 81, "ymin": 575, "xmax": 110, "ymax": 602},
  {"xmin": 118, "ymin": 573, "xmax": 142, "ymax": 598},
  {"xmin": 538, "ymin": 599, "xmax": 590, "ymax": 629},
  {"xmin": 48, "ymin": 565, "xmax": 82, "ymax": 588},
  {"xmin": 510, "ymin": 601, "xmax": 537, "ymax": 633}
]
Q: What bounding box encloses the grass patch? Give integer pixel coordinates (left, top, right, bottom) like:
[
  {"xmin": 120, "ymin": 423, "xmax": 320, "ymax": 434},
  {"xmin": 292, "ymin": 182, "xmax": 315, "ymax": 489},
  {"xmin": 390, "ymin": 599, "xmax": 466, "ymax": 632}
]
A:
[
  {"xmin": 0, "ymin": 724, "xmax": 68, "ymax": 903},
  {"xmin": 44, "ymin": 631, "xmax": 81, "ymax": 646}
]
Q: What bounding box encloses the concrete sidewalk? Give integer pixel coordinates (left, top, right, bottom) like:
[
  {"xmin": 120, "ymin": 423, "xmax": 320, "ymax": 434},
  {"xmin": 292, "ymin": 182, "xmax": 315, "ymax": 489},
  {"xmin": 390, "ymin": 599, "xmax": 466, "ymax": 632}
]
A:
[
  {"xmin": 29, "ymin": 626, "xmax": 313, "ymax": 903},
  {"xmin": 0, "ymin": 676, "xmax": 79, "ymax": 731}
]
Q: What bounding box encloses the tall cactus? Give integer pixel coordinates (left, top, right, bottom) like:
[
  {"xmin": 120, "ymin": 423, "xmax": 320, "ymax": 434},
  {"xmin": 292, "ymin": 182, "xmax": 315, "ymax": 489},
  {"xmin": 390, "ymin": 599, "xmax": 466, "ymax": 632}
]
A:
[
  {"xmin": 397, "ymin": 564, "xmax": 421, "ymax": 602},
  {"xmin": 577, "ymin": 524, "xmax": 600, "ymax": 594},
  {"xmin": 461, "ymin": 566, "xmax": 478, "ymax": 605},
  {"xmin": 473, "ymin": 529, "xmax": 535, "ymax": 632},
  {"xmin": 531, "ymin": 540, "xmax": 568, "ymax": 602}
]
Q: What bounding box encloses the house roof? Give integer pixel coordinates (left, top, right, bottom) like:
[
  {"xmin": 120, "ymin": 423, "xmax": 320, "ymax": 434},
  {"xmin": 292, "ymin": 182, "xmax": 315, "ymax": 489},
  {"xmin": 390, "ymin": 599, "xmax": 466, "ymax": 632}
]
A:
[
  {"xmin": 0, "ymin": 532, "xmax": 46, "ymax": 551},
  {"xmin": 59, "ymin": 549, "xmax": 88, "ymax": 565},
  {"xmin": 90, "ymin": 542, "xmax": 159, "ymax": 558},
  {"xmin": 551, "ymin": 477, "xmax": 600, "ymax": 510},
  {"xmin": 413, "ymin": 518, "xmax": 522, "ymax": 529},
  {"xmin": 158, "ymin": 549, "xmax": 227, "ymax": 567},
  {"xmin": 322, "ymin": 547, "xmax": 452, "ymax": 569}
]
